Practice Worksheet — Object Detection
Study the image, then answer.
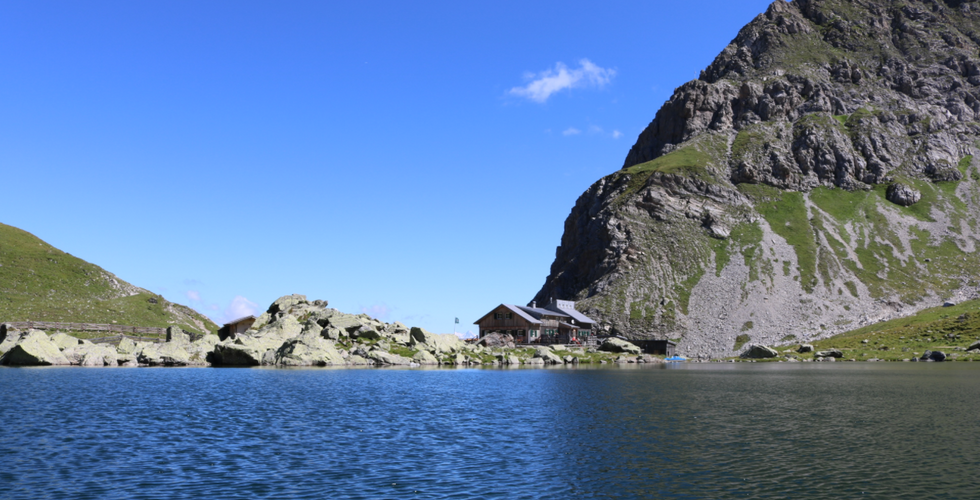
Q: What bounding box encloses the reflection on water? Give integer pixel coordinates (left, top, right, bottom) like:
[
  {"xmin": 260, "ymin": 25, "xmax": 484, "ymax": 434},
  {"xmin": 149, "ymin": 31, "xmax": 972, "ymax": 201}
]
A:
[{"xmin": 1, "ymin": 364, "xmax": 978, "ymax": 499}]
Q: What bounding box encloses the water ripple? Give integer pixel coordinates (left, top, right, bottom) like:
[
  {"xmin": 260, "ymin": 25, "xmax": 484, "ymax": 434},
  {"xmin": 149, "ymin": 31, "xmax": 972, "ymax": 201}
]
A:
[{"xmin": 1, "ymin": 364, "xmax": 979, "ymax": 499}]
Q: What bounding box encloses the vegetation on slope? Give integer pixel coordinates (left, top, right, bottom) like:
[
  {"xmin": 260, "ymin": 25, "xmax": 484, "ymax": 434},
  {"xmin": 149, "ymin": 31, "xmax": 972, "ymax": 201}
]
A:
[
  {"xmin": 0, "ymin": 223, "xmax": 217, "ymax": 335},
  {"xmin": 772, "ymin": 299, "xmax": 980, "ymax": 362}
]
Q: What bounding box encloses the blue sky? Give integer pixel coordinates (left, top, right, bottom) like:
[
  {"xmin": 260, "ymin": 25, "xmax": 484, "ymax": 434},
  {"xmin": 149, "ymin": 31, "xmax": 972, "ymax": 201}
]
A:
[{"xmin": 1, "ymin": 0, "xmax": 776, "ymax": 335}]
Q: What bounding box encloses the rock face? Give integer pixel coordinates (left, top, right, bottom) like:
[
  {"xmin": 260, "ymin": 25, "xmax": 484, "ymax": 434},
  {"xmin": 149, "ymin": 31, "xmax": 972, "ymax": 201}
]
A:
[{"xmin": 533, "ymin": 0, "xmax": 980, "ymax": 359}]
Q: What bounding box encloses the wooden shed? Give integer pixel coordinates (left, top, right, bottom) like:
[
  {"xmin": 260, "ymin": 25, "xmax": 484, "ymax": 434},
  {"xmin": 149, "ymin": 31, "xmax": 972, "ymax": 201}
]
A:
[
  {"xmin": 631, "ymin": 339, "xmax": 677, "ymax": 356},
  {"xmin": 218, "ymin": 315, "xmax": 257, "ymax": 341},
  {"xmin": 474, "ymin": 300, "xmax": 598, "ymax": 345}
]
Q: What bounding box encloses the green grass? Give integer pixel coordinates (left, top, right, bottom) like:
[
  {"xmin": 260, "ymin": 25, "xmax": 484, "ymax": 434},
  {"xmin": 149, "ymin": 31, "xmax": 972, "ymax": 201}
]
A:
[
  {"xmin": 388, "ymin": 345, "xmax": 418, "ymax": 359},
  {"xmin": 617, "ymin": 146, "xmax": 713, "ymax": 206},
  {"xmin": 806, "ymin": 299, "xmax": 980, "ymax": 361},
  {"xmin": 739, "ymin": 184, "xmax": 818, "ymax": 292},
  {"xmin": 958, "ymin": 155, "xmax": 973, "ymax": 176},
  {"xmin": 625, "ymin": 146, "xmax": 712, "ymax": 180},
  {"xmin": 0, "ymin": 222, "xmax": 217, "ymax": 334},
  {"xmin": 709, "ymin": 238, "xmax": 731, "ymax": 277},
  {"xmin": 734, "ymin": 334, "xmax": 751, "ymax": 351}
]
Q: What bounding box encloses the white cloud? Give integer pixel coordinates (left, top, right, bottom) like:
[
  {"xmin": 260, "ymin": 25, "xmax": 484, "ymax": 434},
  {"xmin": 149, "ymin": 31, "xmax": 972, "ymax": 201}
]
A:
[
  {"xmin": 186, "ymin": 290, "xmax": 201, "ymax": 301},
  {"xmin": 360, "ymin": 303, "xmax": 391, "ymax": 320},
  {"xmin": 510, "ymin": 59, "xmax": 615, "ymax": 103},
  {"xmin": 612, "ymin": 130, "xmax": 623, "ymax": 139},
  {"xmin": 588, "ymin": 125, "xmax": 604, "ymax": 134},
  {"xmin": 563, "ymin": 127, "xmax": 581, "ymax": 136},
  {"xmin": 219, "ymin": 295, "xmax": 259, "ymax": 324}
]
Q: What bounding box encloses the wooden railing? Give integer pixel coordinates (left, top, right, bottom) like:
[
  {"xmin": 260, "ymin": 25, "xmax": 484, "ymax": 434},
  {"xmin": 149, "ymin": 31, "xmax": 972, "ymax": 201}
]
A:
[
  {"xmin": 1, "ymin": 321, "xmax": 205, "ymax": 343},
  {"xmin": 2, "ymin": 321, "xmax": 168, "ymax": 335}
]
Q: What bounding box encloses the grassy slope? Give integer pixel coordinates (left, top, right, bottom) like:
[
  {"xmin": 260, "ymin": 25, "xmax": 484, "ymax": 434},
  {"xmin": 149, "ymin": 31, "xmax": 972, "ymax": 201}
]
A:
[
  {"xmin": 0, "ymin": 223, "xmax": 217, "ymax": 335},
  {"xmin": 757, "ymin": 299, "xmax": 980, "ymax": 362}
]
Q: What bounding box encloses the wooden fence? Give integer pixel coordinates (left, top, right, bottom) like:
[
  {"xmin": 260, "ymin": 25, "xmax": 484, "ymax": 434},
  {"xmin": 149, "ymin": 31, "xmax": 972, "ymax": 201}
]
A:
[{"xmin": 1, "ymin": 321, "xmax": 205, "ymax": 343}]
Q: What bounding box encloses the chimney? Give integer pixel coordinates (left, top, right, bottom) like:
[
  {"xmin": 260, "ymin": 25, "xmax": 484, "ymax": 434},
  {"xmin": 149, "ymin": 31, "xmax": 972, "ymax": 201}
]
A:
[{"xmin": 531, "ymin": 301, "xmax": 536, "ymax": 308}]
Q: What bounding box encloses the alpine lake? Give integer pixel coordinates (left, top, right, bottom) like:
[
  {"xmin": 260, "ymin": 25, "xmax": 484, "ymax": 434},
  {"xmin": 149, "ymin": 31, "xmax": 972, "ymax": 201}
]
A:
[{"xmin": 1, "ymin": 363, "xmax": 978, "ymax": 499}]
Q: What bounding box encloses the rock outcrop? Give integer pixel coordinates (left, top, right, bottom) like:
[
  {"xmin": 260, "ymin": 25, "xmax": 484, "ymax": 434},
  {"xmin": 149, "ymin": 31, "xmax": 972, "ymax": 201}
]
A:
[
  {"xmin": 533, "ymin": 0, "xmax": 980, "ymax": 359},
  {"xmin": 1, "ymin": 330, "xmax": 71, "ymax": 366},
  {"xmin": 0, "ymin": 295, "xmax": 673, "ymax": 368}
]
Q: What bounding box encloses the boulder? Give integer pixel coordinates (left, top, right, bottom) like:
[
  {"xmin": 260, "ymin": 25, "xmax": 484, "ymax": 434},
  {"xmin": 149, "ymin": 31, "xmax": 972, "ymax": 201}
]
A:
[
  {"xmin": 967, "ymin": 340, "xmax": 980, "ymax": 351},
  {"xmin": 1, "ymin": 330, "xmax": 71, "ymax": 366},
  {"xmin": 166, "ymin": 326, "xmax": 189, "ymax": 345},
  {"xmin": 352, "ymin": 325, "xmax": 382, "ymax": 341},
  {"xmin": 533, "ymin": 346, "xmax": 564, "ymax": 364},
  {"xmin": 368, "ymin": 349, "xmax": 421, "ymax": 366},
  {"xmin": 613, "ymin": 356, "xmax": 632, "ymax": 363},
  {"xmin": 921, "ymin": 350, "xmax": 947, "ymax": 362},
  {"xmin": 496, "ymin": 354, "xmax": 520, "ymax": 366},
  {"xmin": 411, "ymin": 329, "xmax": 464, "ymax": 354},
  {"xmin": 211, "ymin": 337, "xmax": 281, "ymax": 366},
  {"xmin": 321, "ymin": 327, "xmax": 346, "ymax": 340},
  {"xmin": 599, "ymin": 338, "xmax": 642, "ymax": 355},
  {"xmin": 328, "ymin": 314, "xmax": 366, "ymax": 335},
  {"xmin": 299, "ymin": 320, "xmax": 324, "ymax": 338},
  {"xmin": 138, "ymin": 342, "xmax": 192, "ymax": 366},
  {"xmin": 524, "ymin": 357, "xmax": 545, "ymax": 365},
  {"xmin": 412, "ymin": 350, "xmax": 439, "ymax": 365},
  {"xmin": 740, "ymin": 344, "xmax": 779, "ymax": 359},
  {"xmin": 254, "ymin": 315, "xmax": 303, "ymax": 341},
  {"xmin": 409, "ymin": 327, "xmax": 439, "ymax": 345},
  {"xmin": 886, "ymin": 182, "xmax": 922, "ymax": 206},
  {"xmin": 275, "ymin": 337, "xmax": 346, "ymax": 366},
  {"xmin": 477, "ymin": 333, "xmax": 515, "ymax": 349},
  {"xmin": 0, "ymin": 327, "xmax": 22, "ymax": 354},
  {"xmin": 346, "ymin": 354, "xmax": 372, "ymax": 365},
  {"xmin": 117, "ymin": 338, "xmax": 138, "ymax": 355},
  {"xmin": 814, "ymin": 349, "xmax": 844, "ymax": 358},
  {"xmin": 116, "ymin": 353, "xmax": 139, "ymax": 367},
  {"xmin": 267, "ymin": 294, "xmax": 308, "ymax": 315},
  {"xmin": 637, "ymin": 355, "xmax": 663, "ymax": 363},
  {"xmin": 63, "ymin": 343, "xmax": 118, "ymax": 366},
  {"xmin": 194, "ymin": 334, "xmax": 220, "ymax": 348},
  {"xmin": 798, "ymin": 344, "xmax": 814, "ymax": 353},
  {"xmin": 50, "ymin": 332, "xmax": 83, "ymax": 351}
]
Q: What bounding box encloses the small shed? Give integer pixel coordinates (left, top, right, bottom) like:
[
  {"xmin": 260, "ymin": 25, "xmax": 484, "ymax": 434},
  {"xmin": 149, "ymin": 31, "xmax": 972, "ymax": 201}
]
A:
[
  {"xmin": 632, "ymin": 339, "xmax": 677, "ymax": 356},
  {"xmin": 219, "ymin": 315, "xmax": 257, "ymax": 341}
]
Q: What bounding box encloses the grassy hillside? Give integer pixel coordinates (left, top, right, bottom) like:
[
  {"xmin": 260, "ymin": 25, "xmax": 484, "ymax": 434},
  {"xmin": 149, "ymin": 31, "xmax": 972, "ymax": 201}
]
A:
[
  {"xmin": 774, "ymin": 300, "xmax": 980, "ymax": 362},
  {"xmin": 0, "ymin": 223, "xmax": 217, "ymax": 335}
]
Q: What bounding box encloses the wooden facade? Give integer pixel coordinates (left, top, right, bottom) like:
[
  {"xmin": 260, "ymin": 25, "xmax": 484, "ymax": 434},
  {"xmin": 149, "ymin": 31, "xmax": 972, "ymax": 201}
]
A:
[
  {"xmin": 632, "ymin": 339, "xmax": 677, "ymax": 356},
  {"xmin": 474, "ymin": 301, "xmax": 597, "ymax": 345},
  {"xmin": 218, "ymin": 315, "xmax": 257, "ymax": 341}
]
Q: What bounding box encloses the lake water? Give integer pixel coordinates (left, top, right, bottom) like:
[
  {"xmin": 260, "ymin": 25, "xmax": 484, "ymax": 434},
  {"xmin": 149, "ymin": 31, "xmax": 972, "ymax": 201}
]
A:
[{"xmin": 1, "ymin": 364, "xmax": 978, "ymax": 499}]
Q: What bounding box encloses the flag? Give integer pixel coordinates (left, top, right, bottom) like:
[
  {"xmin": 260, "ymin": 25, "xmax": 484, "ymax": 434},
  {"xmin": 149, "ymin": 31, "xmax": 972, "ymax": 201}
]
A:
[{"xmin": 455, "ymin": 317, "xmax": 459, "ymax": 324}]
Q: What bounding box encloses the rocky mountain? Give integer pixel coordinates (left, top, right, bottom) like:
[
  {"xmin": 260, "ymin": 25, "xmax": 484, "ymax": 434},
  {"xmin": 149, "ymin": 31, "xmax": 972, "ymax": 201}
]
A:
[
  {"xmin": 533, "ymin": 0, "xmax": 980, "ymax": 358},
  {"xmin": 0, "ymin": 222, "xmax": 217, "ymax": 334}
]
